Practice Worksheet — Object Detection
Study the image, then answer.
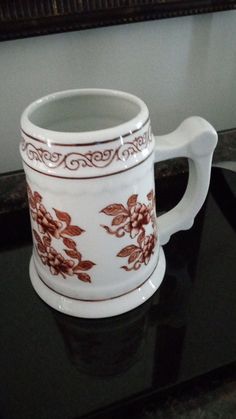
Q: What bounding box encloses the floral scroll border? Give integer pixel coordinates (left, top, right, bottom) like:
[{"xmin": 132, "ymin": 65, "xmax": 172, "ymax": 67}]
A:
[{"xmin": 20, "ymin": 128, "xmax": 152, "ymax": 171}]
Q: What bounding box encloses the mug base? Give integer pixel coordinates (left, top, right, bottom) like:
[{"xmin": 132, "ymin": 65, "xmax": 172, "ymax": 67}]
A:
[{"xmin": 29, "ymin": 247, "xmax": 166, "ymax": 318}]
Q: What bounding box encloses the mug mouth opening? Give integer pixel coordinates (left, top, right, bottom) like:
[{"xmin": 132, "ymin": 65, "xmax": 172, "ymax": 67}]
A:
[{"xmin": 21, "ymin": 89, "xmax": 149, "ymax": 144}]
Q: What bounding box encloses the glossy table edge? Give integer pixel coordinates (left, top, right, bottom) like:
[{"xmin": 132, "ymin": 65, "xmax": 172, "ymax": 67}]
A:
[{"xmin": 79, "ymin": 362, "xmax": 236, "ymax": 419}]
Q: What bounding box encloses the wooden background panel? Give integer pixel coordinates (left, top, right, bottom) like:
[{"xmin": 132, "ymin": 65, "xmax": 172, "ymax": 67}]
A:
[{"xmin": 0, "ymin": 0, "xmax": 236, "ymax": 41}]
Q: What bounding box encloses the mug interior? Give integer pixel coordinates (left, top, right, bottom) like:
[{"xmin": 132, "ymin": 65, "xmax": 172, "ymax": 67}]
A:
[{"xmin": 28, "ymin": 92, "xmax": 141, "ymax": 133}]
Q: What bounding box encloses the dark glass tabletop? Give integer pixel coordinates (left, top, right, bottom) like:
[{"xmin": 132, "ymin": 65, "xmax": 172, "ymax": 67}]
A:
[{"xmin": 0, "ymin": 167, "xmax": 236, "ymax": 419}]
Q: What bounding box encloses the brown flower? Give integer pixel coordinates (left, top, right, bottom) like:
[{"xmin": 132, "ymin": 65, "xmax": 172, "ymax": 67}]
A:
[
  {"xmin": 101, "ymin": 190, "xmax": 158, "ymax": 271},
  {"xmin": 140, "ymin": 234, "xmax": 156, "ymax": 265},
  {"xmin": 42, "ymin": 246, "xmax": 75, "ymax": 277},
  {"xmin": 129, "ymin": 203, "xmax": 151, "ymax": 238},
  {"xmin": 29, "ymin": 184, "xmax": 95, "ymax": 283},
  {"xmin": 36, "ymin": 204, "xmax": 62, "ymax": 238}
]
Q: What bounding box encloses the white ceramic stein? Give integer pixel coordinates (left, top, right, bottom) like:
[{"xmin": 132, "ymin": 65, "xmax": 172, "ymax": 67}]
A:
[{"xmin": 20, "ymin": 89, "xmax": 217, "ymax": 318}]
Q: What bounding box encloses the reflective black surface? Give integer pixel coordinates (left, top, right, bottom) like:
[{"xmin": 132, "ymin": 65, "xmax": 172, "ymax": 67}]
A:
[{"xmin": 0, "ymin": 168, "xmax": 236, "ymax": 419}]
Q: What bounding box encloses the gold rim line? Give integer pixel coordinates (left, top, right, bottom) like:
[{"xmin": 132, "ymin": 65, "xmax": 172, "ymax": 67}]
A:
[{"xmin": 21, "ymin": 117, "xmax": 150, "ymax": 147}]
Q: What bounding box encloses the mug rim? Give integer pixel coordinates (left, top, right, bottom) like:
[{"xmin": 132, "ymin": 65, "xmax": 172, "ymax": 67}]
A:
[{"xmin": 21, "ymin": 88, "xmax": 149, "ymax": 144}]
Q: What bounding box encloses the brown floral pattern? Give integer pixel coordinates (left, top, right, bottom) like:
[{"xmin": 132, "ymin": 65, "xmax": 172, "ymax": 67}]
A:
[
  {"xmin": 27, "ymin": 184, "xmax": 95, "ymax": 282},
  {"xmin": 101, "ymin": 190, "xmax": 157, "ymax": 271}
]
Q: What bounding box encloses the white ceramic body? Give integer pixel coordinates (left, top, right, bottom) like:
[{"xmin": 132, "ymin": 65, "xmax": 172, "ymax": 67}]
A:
[
  {"xmin": 20, "ymin": 89, "xmax": 217, "ymax": 317},
  {"xmin": 24, "ymin": 153, "xmax": 157, "ymax": 301}
]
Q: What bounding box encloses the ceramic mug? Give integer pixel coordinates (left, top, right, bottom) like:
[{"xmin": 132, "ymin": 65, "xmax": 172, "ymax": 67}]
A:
[{"xmin": 20, "ymin": 89, "xmax": 217, "ymax": 318}]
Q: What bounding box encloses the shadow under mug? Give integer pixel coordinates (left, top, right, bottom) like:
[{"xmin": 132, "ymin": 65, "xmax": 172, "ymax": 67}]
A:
[{"xmin": 20, "ymin": 89, "xmax": 217, "ymax": 318}]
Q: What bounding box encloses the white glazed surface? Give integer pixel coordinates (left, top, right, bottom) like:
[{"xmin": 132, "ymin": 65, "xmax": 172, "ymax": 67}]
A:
[{"xmin": 25, "ymin": 155, "xmax": 159, "ymax": 300}]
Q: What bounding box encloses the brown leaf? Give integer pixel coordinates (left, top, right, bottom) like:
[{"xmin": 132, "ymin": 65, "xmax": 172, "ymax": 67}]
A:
[
  {"xmin": 76, "ymin": 251, "xmax": 82, "ymax": 262},
  {"xmin": 53, "ymin": 208, "xmax": 71, "ymax": 225},
  {"xmin": 124, "ymin": 223, "xmax": 131, "ymax": 233},
  {"xmin": 101, "ymin": 225, "xmax": 116, "ymax": 235},
  {"xmin": 139, "ymin": 254, "xmax": 144, "ymax": 263},
  {"xmin": 63, "ymin": 237, "xmax": 76, "ymax": 249},
  {"xmin": 121, "ymin": 266, "xmax": 130, "ymax": 271},
  {"xmin": 38, "ymin": 243, "xmax": 46, "ymax": 253},
  {"xmin": 127, "ymin": 194, "xmax": 138, "ymax": 208},
  {"xmin": 117, "ymin": 245, "xmax": 139, "ymax": 257},
  {"xmin": 147, "ymin": 190, "xmax": 154, "ymax": 201},
  {"xmin": 128, "ymin": 250, "xmax": 142, "ymax": 264},
  {"xmin": 62, "ymin": 225, "xmax": 84, "ymax": 236},
  {"xmin": 64, "ymin": 249, "xmax": 80, "ymax": 259},
  {"xmin": 112, "ymin": 214, "xmax": 128, "ymax": 226},
  {"xmin": 34, "ymin": 191, "xmax": 42, "ymax": 203},
  {"xmin": 77, "ymin": 272, "xmax": 91, "ymax": 283},
  {"xmin": 137, "ymin": 231, "xmax": 145, "ymax": 245},
  {"xmin": 75, "ymin": 260, "xmax": 96, "ymax": 271},
  {"xmin": 102, "ymin": 225, "xmax": 111, "ymax": 232},
  {"xmin": 33, "ymin": 229, "xmax": 42, "ymax": 244},
  {"xmin": 43, "ymin": 235, "xmax": 51, "ymax": 247},
  {"xmin": 101, "ymin": 204, "xmax": 127, "ymax": 216}
]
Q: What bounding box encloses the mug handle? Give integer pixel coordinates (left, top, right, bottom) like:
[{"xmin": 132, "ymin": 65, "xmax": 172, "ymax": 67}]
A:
[{"xmin": 154, "ymin": 116, "xmax": 218, "ymax": 245}]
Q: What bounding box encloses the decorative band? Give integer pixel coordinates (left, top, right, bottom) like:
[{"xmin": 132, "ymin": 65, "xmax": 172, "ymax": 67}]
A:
[
  {"xmin": 21, "ymin": 116, "xmax": 150, "ymax": 147},
  {"xmin": 20, "ymin": 126, "xmax": 153, "ymax": 174}
]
